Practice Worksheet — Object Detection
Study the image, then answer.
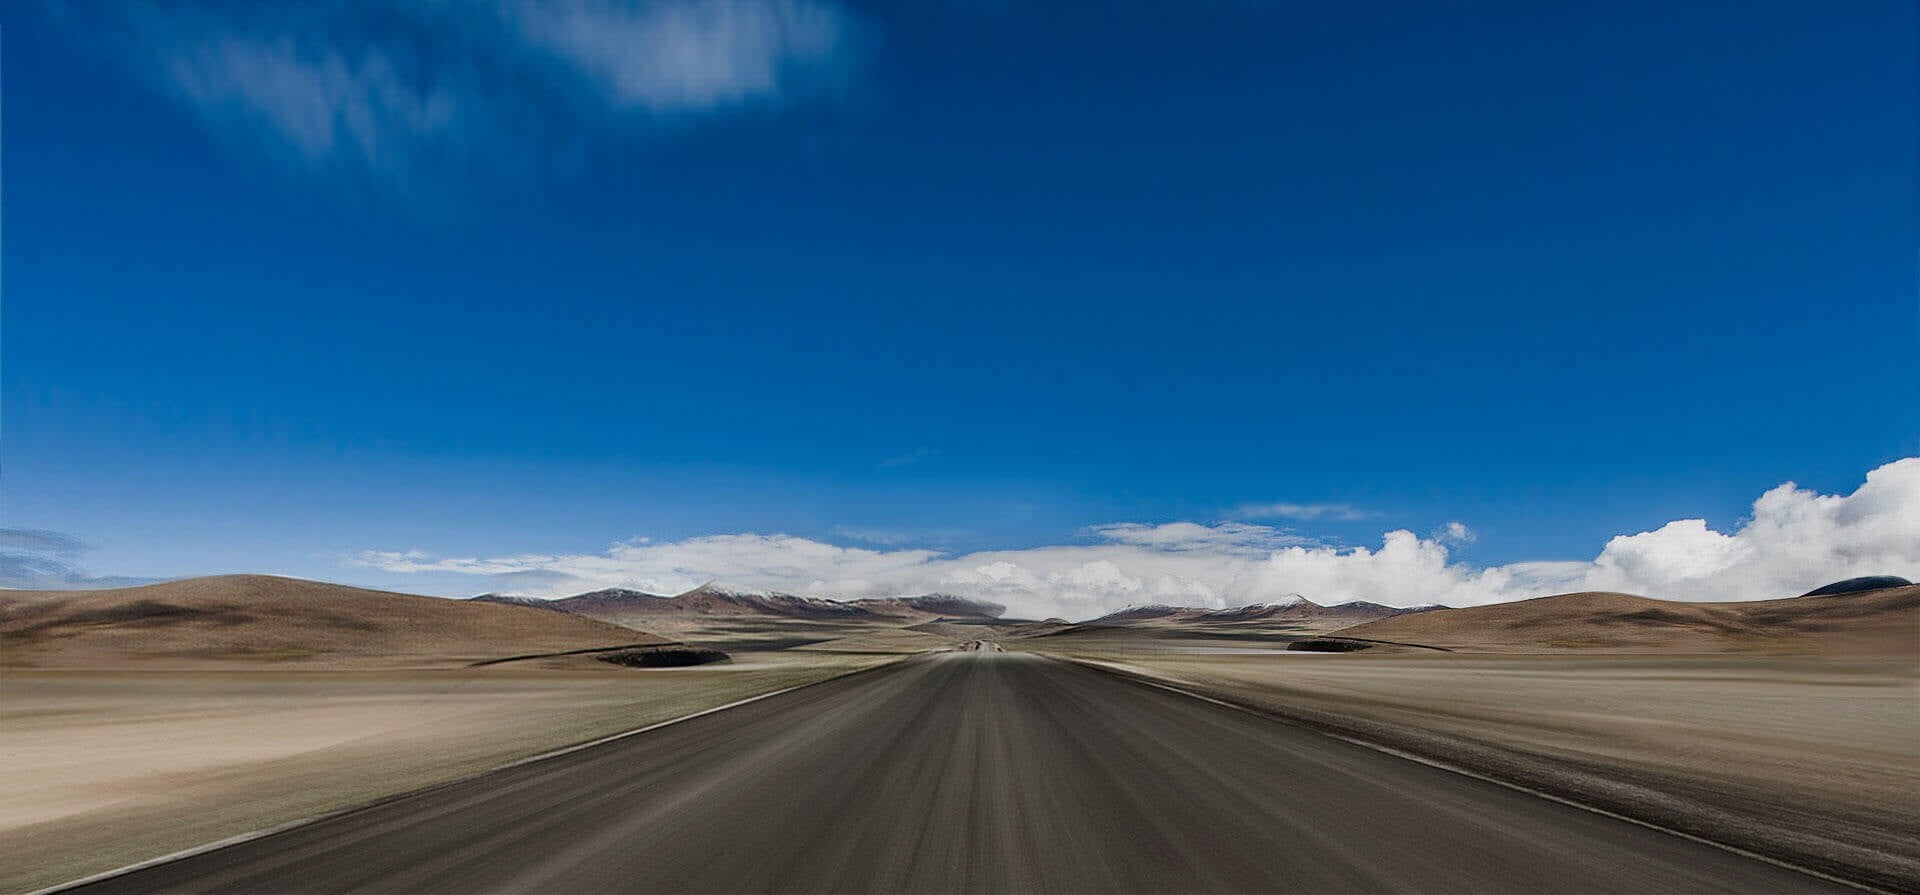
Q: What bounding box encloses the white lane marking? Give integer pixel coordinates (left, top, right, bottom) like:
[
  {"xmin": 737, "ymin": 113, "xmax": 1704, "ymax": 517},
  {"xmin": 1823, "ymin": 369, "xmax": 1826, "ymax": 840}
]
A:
[
  {"xmin": 28, "ymin": 663, "xmax": 903, "ymax": 895},
  {"xmin": 1054, "ymin": 655, "xmax": 1889, "ymax": 895}
]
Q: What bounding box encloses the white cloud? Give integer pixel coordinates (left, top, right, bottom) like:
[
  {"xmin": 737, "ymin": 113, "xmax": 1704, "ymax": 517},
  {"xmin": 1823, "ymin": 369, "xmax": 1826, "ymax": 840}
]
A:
[
  {"xmin": 351, "ymin": 458, "xmax": 1920, "ymax": 619},
  {"xmin": 1579, "ymin": 458, "xmax": 1920, "ymax": 600},
  {"xmin": 165, "ymin": 36, "xmax": 456, "ymax": 172},
  {"xmin": 829, "ymin": 526, "xmax": 914, "ymax": 545},
  {"xmin": 511, "ymin": 0, "xmax": 847, "ymax": 112},
  {"xmin": 0, "ymin": 529, "xmax": 161, "ymax": 590},
  {"xmin": 111, "ymin": 0, "xmax": 856, "ymax": 192},
  {"xmin": 1232, "ymin": 502, "xmax": 1376, "ymax": 521},
  {"xmin": 1089, "ymin": 522, "xmax": 1317, "ymax": 554},
  {"xmin": 1434, "ymin": 521, "xmax": 1475, "ymax": 546},
  {"xmin": 354, "ymin": 534, "xmax": 942, "ymax": 599},
  {"xmin": 877, "ymin": 446, "xmax": 936, "ymax": 468}
]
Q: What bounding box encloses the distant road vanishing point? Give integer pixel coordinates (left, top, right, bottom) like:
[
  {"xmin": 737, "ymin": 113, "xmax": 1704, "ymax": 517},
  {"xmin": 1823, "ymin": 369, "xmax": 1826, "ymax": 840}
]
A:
[{"xmin": 67, "ymin": 651, "xmax": 1849, "ymax": 894}]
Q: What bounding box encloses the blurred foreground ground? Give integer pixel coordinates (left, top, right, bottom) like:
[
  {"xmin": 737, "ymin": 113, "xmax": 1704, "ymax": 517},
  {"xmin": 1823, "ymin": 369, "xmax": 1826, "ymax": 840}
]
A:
[
  {"xmin": 0, "ymin": 652, "xmax": 892, "ymax": 893},
  {"xmin": 1028, "ymin": 645, "xmax": 1920, "ymax": 890}
]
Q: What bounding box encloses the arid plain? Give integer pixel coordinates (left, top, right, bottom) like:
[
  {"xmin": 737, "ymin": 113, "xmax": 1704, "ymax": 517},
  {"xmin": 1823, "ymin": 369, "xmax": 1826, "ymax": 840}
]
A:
[{"xmin": 2, "ymin": 574, "xmax": 1915, "ymax": 892}]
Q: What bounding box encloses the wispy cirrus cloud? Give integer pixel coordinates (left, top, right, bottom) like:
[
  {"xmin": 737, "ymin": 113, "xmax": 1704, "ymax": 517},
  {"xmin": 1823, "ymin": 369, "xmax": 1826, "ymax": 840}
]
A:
[
  {"xmin": 95, "ymin": 0, "xmax": 860, "ymax": 196},
  {"xmin": 1433, "ymin": 520, "xmax": 1476, "ymax": 546},
  {"xmin": 877, "ymin": 446, "xmax": 937, "ymax": 469},
  {"xmin": 510, "ymin": 0, "xmax": 848, "ymax": 111},
  {"xmin": 0, "ymin": 529, "xmax": 161, "ymax": 590},
  {"xmin": 349, "ymin": 457, "xmax": 1920, "ymax": 619},
  {"xmin": 1231, "ymin": 501, "xmax": 1378, "ymax": 522},
  {"xmin": 162, "ymin": 32, "xmax": 457, "ymax": 184},
  {"xmin": 830, "ymin": 525, "xmax": 915, "ymax": 545},
  {"xmin": 1089, "ymin": 522, "xmax": 1319, "ymax": 554}
]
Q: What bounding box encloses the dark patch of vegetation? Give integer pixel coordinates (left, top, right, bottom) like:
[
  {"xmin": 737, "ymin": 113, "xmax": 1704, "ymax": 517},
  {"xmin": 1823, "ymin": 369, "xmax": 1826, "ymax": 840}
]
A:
[
  {"xmin": 1289, "ymin": 636, "xmax": 1454, "ymax": 653},
  {"xmin": 1287, "ymin": 638, "xmax": 1373, "ymax": 652},
  {"xmin": 597, "ymin": 646, "xmax": 732, "ymax": 668},
  {"xmin": 1801, "ymin": 576, "xmax": 1912, "ymax": 597},
  {"xmin": 467, "ymin": 642, "xmax": 683, "ymax": 666}
]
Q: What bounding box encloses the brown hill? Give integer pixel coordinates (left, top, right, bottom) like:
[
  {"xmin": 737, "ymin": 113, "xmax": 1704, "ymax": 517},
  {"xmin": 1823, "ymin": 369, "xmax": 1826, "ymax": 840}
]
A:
[
  {"xmin": 1331, "ymin": 586, "xmax": 1920, "ymax": 654},
  {"xmin": 0, "ymin": 575, "xmax": 666, "ymax": 668}
]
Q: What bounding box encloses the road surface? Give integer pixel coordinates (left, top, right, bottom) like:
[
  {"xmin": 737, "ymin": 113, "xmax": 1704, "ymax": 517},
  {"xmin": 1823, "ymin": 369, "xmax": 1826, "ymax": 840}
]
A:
[{"xmin": 69, "ymin": 651, "xmax": 1848, "ymax": 893}]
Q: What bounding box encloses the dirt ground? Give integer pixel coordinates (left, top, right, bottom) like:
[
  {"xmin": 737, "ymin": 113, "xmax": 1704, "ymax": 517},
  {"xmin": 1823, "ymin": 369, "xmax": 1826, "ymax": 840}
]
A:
[
  {"xmin": 1028, "ymin": 646, "xmax": 1920, "ymax": 890},
  {"xmin": 0, "ymin": 652, "xmax": 898, "ymax": 894}
]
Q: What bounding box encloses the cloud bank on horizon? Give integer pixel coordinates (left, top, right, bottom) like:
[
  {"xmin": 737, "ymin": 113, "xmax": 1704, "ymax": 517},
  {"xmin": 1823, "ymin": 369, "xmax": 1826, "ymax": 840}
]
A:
[{"xmin": 352, "ymin": 457, "xmax": 1920, "ymax": 620}]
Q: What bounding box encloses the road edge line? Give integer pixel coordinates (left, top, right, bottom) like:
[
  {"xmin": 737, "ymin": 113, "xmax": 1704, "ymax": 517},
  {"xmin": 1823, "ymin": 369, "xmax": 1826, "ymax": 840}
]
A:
[
  {"xmin": 1052, "ymin": 654, "xmax": 1892, "ymax": 895},
  {"xmin": 26, "ymin": 655, "xmax": 915, "ymax": 895}
]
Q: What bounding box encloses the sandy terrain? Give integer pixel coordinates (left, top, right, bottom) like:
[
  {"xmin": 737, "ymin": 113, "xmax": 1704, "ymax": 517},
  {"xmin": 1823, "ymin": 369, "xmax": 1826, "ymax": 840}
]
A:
[
  {"xmin": 0, "ymin": 652, "xmax": 900, "ymax": 893},
  {"xmin": 1028, "ymin": 646, "xmax": 1920, "ymax": 890},
  {"xmin": 0, "ymin": 576, "xmax": 667, "ymax": 669}
]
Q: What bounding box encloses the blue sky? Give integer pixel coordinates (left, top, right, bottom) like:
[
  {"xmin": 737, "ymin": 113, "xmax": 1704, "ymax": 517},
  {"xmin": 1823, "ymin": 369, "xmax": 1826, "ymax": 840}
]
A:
[{"xmin": 4, "ymin": 0, "xmax": 1916, "ymax": 616}]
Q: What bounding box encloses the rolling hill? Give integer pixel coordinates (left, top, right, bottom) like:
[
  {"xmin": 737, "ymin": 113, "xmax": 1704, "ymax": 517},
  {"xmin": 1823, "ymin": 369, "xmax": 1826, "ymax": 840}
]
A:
[
  {"xmin": 1328, "ymin": 585, "xmax": 1920, "ymax": 653},
  {"xmin": 0, "ymin": 575, "xmax": 667, "ymax": 668}
]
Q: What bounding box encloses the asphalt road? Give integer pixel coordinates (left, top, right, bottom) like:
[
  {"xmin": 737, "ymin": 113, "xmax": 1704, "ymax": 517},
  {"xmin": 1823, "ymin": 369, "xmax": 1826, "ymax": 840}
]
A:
[{"xmin": 70, "ymin": 651, "xmax": 1849, "ymax": 894}]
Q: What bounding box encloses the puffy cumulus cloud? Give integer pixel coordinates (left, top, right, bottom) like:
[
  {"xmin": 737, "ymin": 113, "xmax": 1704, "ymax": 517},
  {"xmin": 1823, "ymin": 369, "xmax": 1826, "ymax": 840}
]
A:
[
  {"xmin": 351, "ymin": 459, "xmax": 1920, "ymax": 619},
  {"xmin": 1579, "ymin": 457, "xmax": 1920, "ymax": 600},
  {"xmin": 91, "ymin": 0, "xmax": 857, "ymax": 196}
]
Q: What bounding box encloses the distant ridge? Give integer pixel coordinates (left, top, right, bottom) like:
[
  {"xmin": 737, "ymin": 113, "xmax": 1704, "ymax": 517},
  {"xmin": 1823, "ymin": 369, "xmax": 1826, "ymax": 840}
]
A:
[
  {"xmin": 851, "ymin": 594, "xmax": 1007, "ymax": 619},
  {"xmin": 469, "ymin": 593, "xmax": 570, "ymax": 612},
  {"xmin": 482, "ymin": 583, "xmax": 1011, "ymax": 628},
  {"xmin": 1088, "ymin": 595, "xmax": 1437, "ymax": 625},
  {"xmin": 1092, "ymin": 603, "xmax": 1195, "ymax": 623},
  {"xmin": 547, "ymin": 582, "xmax": 882, "ymax": 629}
]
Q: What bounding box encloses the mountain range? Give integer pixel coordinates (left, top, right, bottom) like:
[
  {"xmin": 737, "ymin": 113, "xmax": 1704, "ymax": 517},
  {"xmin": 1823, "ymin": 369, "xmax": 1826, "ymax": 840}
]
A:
[
  {"xmin": 1086, "ymin": 594, "xmax": 1441, "ymax": 626},
  {"xmin": 473, "ymin": 582, "xmax": 1008, "ymax": 629}
]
